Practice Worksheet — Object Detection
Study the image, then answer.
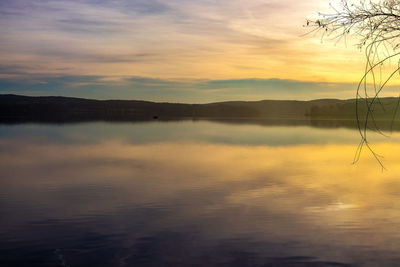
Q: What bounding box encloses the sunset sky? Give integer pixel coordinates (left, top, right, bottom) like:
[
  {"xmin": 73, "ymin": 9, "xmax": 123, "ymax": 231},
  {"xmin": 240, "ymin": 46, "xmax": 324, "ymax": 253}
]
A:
[{"xmin": 0, "ymin": 0, "xmax": 396, "ymax": 102}]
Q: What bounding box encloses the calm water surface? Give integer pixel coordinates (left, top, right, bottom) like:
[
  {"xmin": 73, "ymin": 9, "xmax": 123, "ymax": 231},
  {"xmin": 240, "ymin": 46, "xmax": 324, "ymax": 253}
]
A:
[{"xmin": 2, "ymin": 120, "xmax": 400, "ymax": 266}]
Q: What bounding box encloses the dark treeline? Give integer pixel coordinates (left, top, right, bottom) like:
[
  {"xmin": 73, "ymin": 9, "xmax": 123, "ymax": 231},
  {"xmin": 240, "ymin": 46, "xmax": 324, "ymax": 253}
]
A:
[
  {"xmin": 2, "ymin": 94, "xmax": 400, "ymax": 131},
  {"xmin": 0, "ymin": 94, "xmax": 342, "ymax": 122},
  {"xmin": 307, "ymin": 97, "xmax": 400, "ymax": 131},
  {"xmin": 0, "ymin": 94, "xmax": 257, "ymax": 123},
  {"xmin": 308, "ymin": 97, "xmax": 400, "ymax": 119}
]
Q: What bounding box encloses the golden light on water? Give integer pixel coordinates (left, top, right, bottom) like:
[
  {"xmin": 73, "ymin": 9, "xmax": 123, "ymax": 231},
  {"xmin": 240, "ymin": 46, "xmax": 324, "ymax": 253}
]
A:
[
  {"xmin": 4, "ymin": 140, "xmax": 400, "ymax": 210},
  {"xmin": 3, "ymin": 123, "xmax": 400, "ymax": 264}
]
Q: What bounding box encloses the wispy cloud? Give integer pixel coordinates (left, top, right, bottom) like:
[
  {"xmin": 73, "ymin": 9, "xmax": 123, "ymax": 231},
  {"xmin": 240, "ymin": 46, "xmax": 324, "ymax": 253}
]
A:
[{"xmin": 0, "ymin": 0, "xmax": 372, "ymax": 99}]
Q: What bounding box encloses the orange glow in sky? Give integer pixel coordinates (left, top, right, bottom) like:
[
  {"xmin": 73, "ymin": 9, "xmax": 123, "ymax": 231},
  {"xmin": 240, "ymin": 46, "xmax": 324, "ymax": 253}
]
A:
[{"xmin": 0, "ymin": 0, "xmax": 398, "ymax": 101}]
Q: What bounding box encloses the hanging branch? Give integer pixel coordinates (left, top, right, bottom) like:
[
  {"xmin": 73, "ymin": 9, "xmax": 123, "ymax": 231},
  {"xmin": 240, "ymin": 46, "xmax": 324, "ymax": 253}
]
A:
[{"xmin": 306, "ymin": 0, "xmax": 400, "ymax": 169}]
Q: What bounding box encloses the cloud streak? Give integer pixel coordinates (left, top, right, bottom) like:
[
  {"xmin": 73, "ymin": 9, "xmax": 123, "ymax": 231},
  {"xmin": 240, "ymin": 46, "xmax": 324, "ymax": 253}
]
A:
[{"xmin": 0, "ymin": 0, "xmax": 373, "ymax": 99}]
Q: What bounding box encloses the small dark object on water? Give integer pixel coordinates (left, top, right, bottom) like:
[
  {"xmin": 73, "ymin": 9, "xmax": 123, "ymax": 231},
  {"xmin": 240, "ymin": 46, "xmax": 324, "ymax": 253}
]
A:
[{"xmin": 153, "ymin": 115, "xmax": 158, "ymax": 119}]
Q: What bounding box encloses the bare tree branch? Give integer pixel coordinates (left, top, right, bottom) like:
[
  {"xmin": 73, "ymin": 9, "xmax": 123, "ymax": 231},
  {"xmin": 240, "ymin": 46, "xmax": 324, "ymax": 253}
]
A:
[{"xmin": 307, "ymin": 0, "xmax": 400, "ymax": 169}]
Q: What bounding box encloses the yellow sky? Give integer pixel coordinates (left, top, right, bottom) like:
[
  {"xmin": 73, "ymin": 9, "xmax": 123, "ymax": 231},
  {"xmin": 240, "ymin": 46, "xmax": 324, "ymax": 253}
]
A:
[
  {"xmin": 0, "ymin": 0, "xmax": 366, "ymax": 80},
  {"xmin": 1, "ymin": 0, "xmax": 397, "ymax": 101}
]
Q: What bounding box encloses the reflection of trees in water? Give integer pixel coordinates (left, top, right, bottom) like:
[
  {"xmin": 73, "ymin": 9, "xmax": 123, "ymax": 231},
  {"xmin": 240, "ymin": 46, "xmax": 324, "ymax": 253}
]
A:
[{"xmin": 207, "ymin": 118, "xmax": 360, "ymax": 130}]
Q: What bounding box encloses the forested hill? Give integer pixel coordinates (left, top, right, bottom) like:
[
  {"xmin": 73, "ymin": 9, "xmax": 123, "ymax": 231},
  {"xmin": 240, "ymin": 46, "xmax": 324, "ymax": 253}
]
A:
[{"xmin": 1, "ymin": 94, "xmax": 399, "ymax": 123}]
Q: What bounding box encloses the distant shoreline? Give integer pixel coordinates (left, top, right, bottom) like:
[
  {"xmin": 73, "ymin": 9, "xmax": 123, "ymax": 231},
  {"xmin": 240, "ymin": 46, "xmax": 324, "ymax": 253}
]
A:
[{"xmin": 1, "ymin": 94, "xmax": 400, "ymax": 130}]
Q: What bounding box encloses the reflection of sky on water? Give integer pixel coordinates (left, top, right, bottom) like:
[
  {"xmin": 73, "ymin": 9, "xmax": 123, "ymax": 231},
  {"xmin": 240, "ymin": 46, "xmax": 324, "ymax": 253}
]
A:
[
  {"xmin": 2, "ymin": 120, "xmax": 400, "ymax": 146},
  {"xmin": 2, "ymin": 122, "xmax": 400, "ymax": 266}
]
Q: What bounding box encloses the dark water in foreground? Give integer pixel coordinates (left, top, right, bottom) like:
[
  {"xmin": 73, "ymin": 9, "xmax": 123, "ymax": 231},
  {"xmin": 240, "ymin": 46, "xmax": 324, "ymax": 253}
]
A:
[{"xmin": 2, "ymin": 121, "xmax": 400, "ymax": 266}]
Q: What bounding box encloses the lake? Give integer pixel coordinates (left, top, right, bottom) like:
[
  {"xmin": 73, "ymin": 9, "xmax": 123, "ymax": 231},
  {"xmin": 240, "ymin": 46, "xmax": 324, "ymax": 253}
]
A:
[{"xmin": 2, "ymin": 120, "xmax": 400, "ymax": 266}]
